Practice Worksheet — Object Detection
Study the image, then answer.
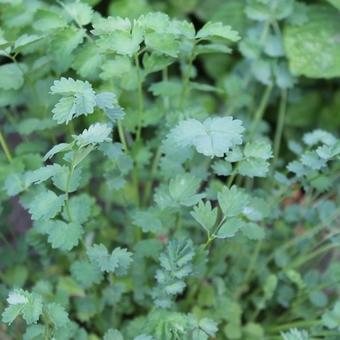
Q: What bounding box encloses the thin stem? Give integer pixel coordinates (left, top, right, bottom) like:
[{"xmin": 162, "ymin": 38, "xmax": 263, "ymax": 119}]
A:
[
  {"xmin": 273, "ymin": 89, "xmax": 288, "ymax": 168},
  {"xmin": 0, "ymin": 129, "xmax": 12, "ymax": 162},
  {"xmin": 266, "ymin": 319, "xmax": 320, "ymax": 333},
  {"xmin": 162, "ymin": 67, "xmax": 170, "ymax": 110},
  {"xmin": 287, "ymin": 243, "xmax": 339, "ymax": 269},
  {"xmin": 227, "ymin": 170, "xmax": 237, "ymax": 187},
  {"xmin": 249, "ymin": 84, "xmax": 273, "ymax": 137},
  {"xmin": 266, "ymin": 207, "xmax": 340, "ymax": 264},
  {"xmin": 234, "ymin": 240, "xmax": 262, "ymax": 298},
  {"xmin": 134, "ymin": 53, "xmax": 144, "ymax": 142},
  {"xmin": 65, "ymin": 158, "xmax": 75, "ymax": 221},
  {"xmin": 142, "ymin": 146, "xmax": 162, "ymax": 206},
  {"xmin": 179, "ymin": 54, "xmax": 194, "ymax": 109},
  {"xmin": 117, "ymin": 120, "xmax": 128, "ymax": 152}
]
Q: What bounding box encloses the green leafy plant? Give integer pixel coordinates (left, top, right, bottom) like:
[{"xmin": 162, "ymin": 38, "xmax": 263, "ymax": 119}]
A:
[{"xmin": 0, "ymin": 1, "xmax": 339, "ymax": 339}]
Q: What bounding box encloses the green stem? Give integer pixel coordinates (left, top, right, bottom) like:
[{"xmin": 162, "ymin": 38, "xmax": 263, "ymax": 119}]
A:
[
  {"xmin": 267, "ymin": 319, "xmax": 320, "ymax": 333},
  {"xmin": 179, "ymin": 54, "xmax": 194, "ymax": 109},
  {"xmin": 273, "ymin": 89, "xmax": 288, "ymax": 168},
  {"xmin": 227, "ymin": 170, "xmax": 237, "ymax": 187},
  {"xmin": 249, "ymin": 84, "xmax": 273, "ymax": 137},
  {"xmin": 162, "ymin": 67, "xmax": 170, "ymax": 110},
  {"xmin": 65, "ymin": 159, "xmax": 75, "ymax": 221},
  {"xmin": 117, "ymin": 120, "xmax": 128, "ymax": 152},
  {"xmin": 266, "ymin": 207, "xmax": 340, "ymax": 264},
  {"xmin": 0, "ymin": 129, "xmax": 12, "ymax": 162},
  {"xmin": 234, "ymin": 240, "xmax": 262, "ymax": 298},
  {"xmin": 142, "ymin": 146, "xmax": 162, "ymax": 206},
  {"xmin": 288, "ymin": 243, "xmax": 339, "ymax": 269},
  {"xmin": 134, "ymin": 53, "xmax": 144, "ymax": 142}
]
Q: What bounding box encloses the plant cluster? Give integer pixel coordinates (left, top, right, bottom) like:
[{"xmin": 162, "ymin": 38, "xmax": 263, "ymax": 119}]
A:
[{"xmin": 0, "ymin": 0, "xmax": 339, "ymax": 339}]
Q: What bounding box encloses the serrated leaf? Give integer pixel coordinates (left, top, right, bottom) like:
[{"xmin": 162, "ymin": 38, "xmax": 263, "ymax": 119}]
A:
[
  {"xmin": 238, "ymin": 158, "xmax": 270, "ymax": 178},
  {"xmin": 169, "ymin": 117, "xmax": 244, "ymax": 158},
  {"xmin": 284, "ymin": 5, "xmax": 340, "ymax": 78},
  {"xmin": 2, "ymin": 289, "xmax": 42, "ymax": 325},
  {"xmin": 196, "ymin": 22, "xmax": 240, "ymax": 42},
  {"xmin": 52, "ymin": 166, "xmax": 82, "ymax": 193},
  {"xmin": 46, "ymin": 303, "xmax": 69, "ymax": 328},
  {"xmin": 43, "ymin": 143, "xmax": 72, "ymax": 161},
  {"xmin": 28, "ymin": 190, "xmax": 65, "ymax": 221},
  {"xmin": 0, "ymin": 63, "xmax": 24, "ymax": 90},
  {"xmin": 63, "ymin": 194, "xmax": 93, "ymax": 224},
  {"xmin": 70, "ymin": 260, "xmax": 103, "ymax": 288},
  {"xmin": 244, "ymin": 141, "xmax": 272, "ymax": 160},
  {"xmin": 167, "ymin": 174, "xmax": 205, "ymax": 207},
  {"xmin": 217, "ymin": 186, "xmax": 249, "ymax": 217},
  {"xmin": 64, "ymin": 2, "xmax": 93, "ymax": 26},
  {"xmin": 241, "ymin": 222, "xmax": 265, "ymax": 240},
  {"xmin": 191, "ymin": 201, "xmax": 218, "ymax": 233},
  {"xmin": 132, "ymin": 209, "xmax": 163, "ymax": 233},
  {"xmin": 103, "ymin": 329, "xmax": 124, "ymax": 340},
  {"xmin": 75, "ymin": 123, "xmax": 112, "ymax": 147},
  {"xmin": 87, "ymin": 244, "xmax": 133, "ymax": 274},
  {"xmin": 45, "ymin": 220, "xmax": 83, "ymax": 251},
  {"xmin": 24, "ymin": 164, "xmax": 61, "ymax": 187},
  {"xmin": 145, "ymin": 32, "xmax": 179, "ymax": 57},
  {"xmin": 51, "ymin": 27, "xmax": 85, "ymax": 72},
  {"xmin": 51, "ymin": 77, "xmax": 96, "ymax": 124},
  {"xmin": 215, "ymin": 217, "xmax": 244, "ymax": 238}
]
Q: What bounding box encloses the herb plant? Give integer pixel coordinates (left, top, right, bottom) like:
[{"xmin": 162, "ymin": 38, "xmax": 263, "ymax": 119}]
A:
[{"xmin": 0, "ymin": 1, "xmax": 339, "ymax": 339}]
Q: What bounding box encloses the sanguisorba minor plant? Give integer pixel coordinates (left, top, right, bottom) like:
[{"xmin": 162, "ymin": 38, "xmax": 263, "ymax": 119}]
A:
[{"xmin": 0, "ymin": 1, "xmax": 340, "ymax": 339}]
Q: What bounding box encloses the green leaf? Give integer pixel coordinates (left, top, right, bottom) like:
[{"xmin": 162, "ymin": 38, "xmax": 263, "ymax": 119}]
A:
[
  {"xmin": 52, "ymin": 166, "xmax": 82, "ymax": 193},
  {"xmin": 24, "ymin": 164, "xmax": 61, "ymax": 187},
  {"xmin": 63, "ymin": 194, "xmax": 94, "ymax": 224},
  {"xmin": 70, "ymin": 260, "xmax": 103, "ymax": 288},
  {"xmin": 217, "ymin": 186, "xmax": 249, "ymax": 217},
  {"xmin": 87, "ymin": 244, "xmax": 133, "ymax": 274},
  {"xmin": 50, "ymin": 77, "xmax": 96, "ymax": 124},
  {"xmin": 191, "ymin": 201, "xmax": 218, "ymax": 233},
  {"xmin": 169, "ymin": 117, "xmax": 244, "ymax": 158},
  {"xmin": 73, "ymin": 42, "xmax": 104, "ymax": 79},
  {"xmin": 28, "ymin": 190, "xmax": 65, "ymax": 221},
  {"xmin": 132, "ymin": 209, "xmax": 163, "ymax": 233},
  {"xmin": 322, "ymin": 301, "xmax": 340, "ymax": 330},
  {"xmin": 238, "ymin": 158, "xmax": 270, "ymax": 178},
  {"xmin": 241, "ymin": 222, "xmax": 265, "ymax": 240},
  {"xmin": 45, "ymin": 220, "xmax": 84, "ymax": 251},
  {"xmin": 145, "ymin": 32, "xmax": 179, "ymax": 57},
  {"xmin": 104, "ymin": 329, "xmax": 124, "ymax": 340},
  {"xmin": 284, "ymin": 5, "xmax": 340, "ymax": 78},
  {"xmin": 4, "ymin": 173, "xmax": 25, "ymax": 196},
  {"xmin": 43, "ymin": 143, "xmax": 72, "ymax": 161},
  {"xmin": 326, "ymin": 0, "xmax": 340, "ymax": 10},
  {"xmin": 45, "ymin": 303, "xmax": 69, "ymax": 328},
  {"xmin": 64, "ymin": 2, "xmax": 93, "ymax": 26},
  {"xmin": 153, "ymin": 239, "xmax": 194, "ymax": 308},
  {"xmin": 51, "ymin": 27, "xmax": 85, "ymax": 72},
  {"xmin": 75, "ymin": 123, "xmax": 112, "ymax": 147},
  {"xmin": 281, "ymin": 328, "xmax": 310, "ymax": 340},
  {"xmin": 196, "ymin": 22, "xmax": 240, "ymax": 42},
  {"xmin": 215, "ymin": 218, "xmax": 244, "ymax": 238},
  {"xmin": 2, "ymin": 289, "xmax": 42, "ymax": 325},
  {"xmin": 169, "ymin": 174, "xmax": 205, "ymax": 207},
  {"xmin": 0, "ymin": 63, "xmax": 24, "ymax": 90},
  {"xmin": 33, "ymin": 9, "xmax": 67, "ymax": 31},
  {"xmin": 244, "ymin": 141, "xmax": 272, "ymax": 160},
  {"xmin": 14, "ymin": 34, "xmax": 42, "ymax": 52},
  {"xmin": 212, "ymin": 160, "xmax": 232, "ymax": 176},
  {"xmin": 17, "ymin": 118, "xmax": 56, "ymax": 135}
]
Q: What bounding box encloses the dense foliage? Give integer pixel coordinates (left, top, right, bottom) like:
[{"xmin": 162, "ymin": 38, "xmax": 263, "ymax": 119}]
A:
[{"xmin": 0, "ymin": 0, "xmax": 339, "ymax": 339}]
